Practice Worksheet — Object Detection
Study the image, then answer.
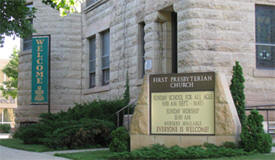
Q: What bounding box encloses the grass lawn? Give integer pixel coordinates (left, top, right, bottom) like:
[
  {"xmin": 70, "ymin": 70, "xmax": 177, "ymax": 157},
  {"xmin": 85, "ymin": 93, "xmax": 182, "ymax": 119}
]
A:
[
  {"xmin": 55, "ymin": 150, "xmax": 113, "ymax": 160},
  {"xmin": 204, "ymin": 153, "xmax": 275, "ymax": 160},
  {"xmin": 55, "ymin": 151, "xmax": 275, "ymax": 160},
  {"xmin": 0, "ymin": 139, "xmax": 54, "ymax": 152}
]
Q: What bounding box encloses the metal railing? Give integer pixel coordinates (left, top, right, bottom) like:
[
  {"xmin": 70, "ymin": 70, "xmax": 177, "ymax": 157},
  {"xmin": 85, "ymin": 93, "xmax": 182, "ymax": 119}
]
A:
[
  {"xmin": 245, "ymin": 104, "xmax": 275, "ymax": 135},
  {"xmin": 116, "ymin": 99, "xmax": 137, "ymax": 129}
]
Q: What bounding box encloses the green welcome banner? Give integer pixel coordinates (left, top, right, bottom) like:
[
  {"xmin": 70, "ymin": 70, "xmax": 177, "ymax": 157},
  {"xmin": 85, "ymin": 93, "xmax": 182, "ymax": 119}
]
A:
[{"xmin": 31, "ymin": 36, "xmax": 49, "ymax": 104}]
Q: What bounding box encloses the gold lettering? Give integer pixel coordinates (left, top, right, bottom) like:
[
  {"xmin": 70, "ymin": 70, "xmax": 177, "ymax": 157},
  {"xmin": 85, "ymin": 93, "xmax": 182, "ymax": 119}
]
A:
[
  {"xmin": 36, "ymin": 58, "xmax": 43, "ymax": 64},
  {"xmin": 36, "ymin": 65, "xmax": 43, "ymax": 71},
  {"xmin": 37, "ymin": 46, "xmax": 44, "ymax": 52},
  {"xmin": 37, "ymin": 78, "xmax": 43, "ymax": 84},
  {"xmin": 36, "ymin": 40, "xmax": 45, "ymax": 45},
  {"xmin": 36, "ymin": 71, "xmax": 44, "ymax": 78},
  {"xmin": 37, "ymin": 52, "xmax": 42, "ymax": 58}
]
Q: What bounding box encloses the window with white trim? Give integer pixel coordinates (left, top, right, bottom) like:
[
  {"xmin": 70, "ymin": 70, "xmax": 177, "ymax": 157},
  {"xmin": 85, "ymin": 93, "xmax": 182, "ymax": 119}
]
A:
[{"xmin": 256, "ymin": 5, "xmax": 275, "ymax": 69}]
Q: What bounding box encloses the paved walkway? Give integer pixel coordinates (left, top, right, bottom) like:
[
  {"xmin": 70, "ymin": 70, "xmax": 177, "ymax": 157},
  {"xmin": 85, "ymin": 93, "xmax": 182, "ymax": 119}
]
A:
[
  {"xmin": 0, "ymin": 145, "xmax": 109, "ymax": 160},
  {"xmin": 44, "ymin": 148, "xmax": 109, "ymax": 155},
  {"xmin": 0, "ymin": 145, "xmax": 69, "ymax": 160}
]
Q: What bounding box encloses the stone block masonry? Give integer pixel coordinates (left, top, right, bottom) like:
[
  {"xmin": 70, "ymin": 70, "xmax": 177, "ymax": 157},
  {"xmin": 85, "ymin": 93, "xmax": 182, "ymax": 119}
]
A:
[{"xmin": 17, "ymin": 0, "xmax": 275, "ymax": 123}]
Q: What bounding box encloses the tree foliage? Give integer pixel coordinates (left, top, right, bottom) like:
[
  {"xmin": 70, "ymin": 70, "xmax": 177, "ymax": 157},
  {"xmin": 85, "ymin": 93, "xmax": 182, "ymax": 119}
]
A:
[
  {"xmin": 0, "ymin": 0, "xmax": 81, "ymax": 46},
  {"xmin": 0, "ymin": 0, "xmax": 35, "ymax": 46},
  {"xmin": 123, "ymin": 71, "xmax": 130, "ymax": 105},
  {"xmin": 41, "ymin": 0, "xmax": 83, "ymax": 16},
  {"xmin": 240, "ymin": 110, "xmax": 272, "ymax": 153},
  {"xmin": 0, "ymin": 49, "xmax": 18, "ymax": 99},
  {"xmin": 230, "ymin": 61, "xmax": 246, "ymax": 126}
]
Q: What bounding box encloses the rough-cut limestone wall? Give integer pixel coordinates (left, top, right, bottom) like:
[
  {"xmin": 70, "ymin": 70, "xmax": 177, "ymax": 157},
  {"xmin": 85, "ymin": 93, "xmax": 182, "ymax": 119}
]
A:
[
  {"xmin": 80, "ymin": 0, "xmax": 175, "ymax": 102},
  {"xmin": 16, "ymin": 0, "xmax": 82, "ymax": 123},
  {"xmin": 130, "ymin": 73, "xmax": 241, "ymax": 151},
  {"xmin": 175, "ymin": 0, "xmax": 275, "ymax": 106},
  {"xmin": 17, "ymin": 0, "xmax": 275, "ymax": 122}
]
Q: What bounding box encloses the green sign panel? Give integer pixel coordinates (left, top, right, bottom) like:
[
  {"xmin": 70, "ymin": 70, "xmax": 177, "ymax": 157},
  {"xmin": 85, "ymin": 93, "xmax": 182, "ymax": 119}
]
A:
[{"xmin": 31, "ymin": 36, "xmax": 49, "ymax": 104}]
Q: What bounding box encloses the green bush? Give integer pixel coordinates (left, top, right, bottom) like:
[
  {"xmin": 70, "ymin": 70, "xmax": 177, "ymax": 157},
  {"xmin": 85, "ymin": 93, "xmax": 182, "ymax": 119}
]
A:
[
  {"xmin": 0, "ymin": 124, "xmax": 11, "ymax": 133},
  {"xmin": 221, "ymin": 141, "xmax": 238, "ymax": 149},
  {"xmin": 14, "ymin": 78, "xmax": 131, "ymax": 149},
  {"xmin": 241, "ymin": 110, "xmax": 272, "ymax": 153},
  {"xmin": 38, "ymin": 99, "xmax": 127, "ymax": 125},
  {"xmin": 13, "ymin": 123, "xmax": 45, "ymax": 144},
  {"xmin": 230, "ymin": 61, "xmax": 246, "ymax": 126},
  {"xmin": 14, "ymin": 99, "xmax": 125, "ymax": 148},
  {"xmin": 110, "ymin": 143, "xmax": 250, "ymax": 160},
  {"xmin": 43, "ymin": 119, "xmax": 115, "ymax": 149},
  {"xmin": 109, "ymin": 127, "xmax": 129, "ymax": 152}
]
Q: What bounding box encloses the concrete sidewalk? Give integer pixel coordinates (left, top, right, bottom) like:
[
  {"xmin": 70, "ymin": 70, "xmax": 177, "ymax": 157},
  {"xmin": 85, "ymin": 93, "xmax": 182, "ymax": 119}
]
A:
[
  {"xmin": 0, "ymin": 145, "xmax": 69, "ymax": 160},
  {"xmin": 44, "ymin": 148, "xmax": 108, "ymax": 156}
]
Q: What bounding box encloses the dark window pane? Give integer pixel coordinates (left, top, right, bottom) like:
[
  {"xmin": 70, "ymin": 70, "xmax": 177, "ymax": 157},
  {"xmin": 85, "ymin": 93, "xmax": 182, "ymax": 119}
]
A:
[
  {"xmin": 89, "ymin": 37, "xmax": 96, "ymax": 88},
  {"xmin": 171, "ymin": 12, "xmax": 178, "ymax": 73},
  {"xmin": 86, "ymin": 0, "xmax": 99, "ymax": 6},
  {"xmin": 3, "ymin": 109, "xmax": 12, "ymax": 122},
  {"xmin": 23, "ymin": 35, "xmax": 32, "ymax": 51},
  {"xmin": 89, "ymin": 73, "xmax": 96, "ymax": 88},
  {"xmin": 139, "ymin": 22, "xmax": 145, "ymax": 78},
  {"xmin": 89, "ymin": 38, "xmax": 96, "ymax": 59},
  {"xmin": 102, "ymin": 31, "xmax": 110, "ymax": 57},
  {"xmin": 89, "ymin": 60, "xmax": 96, "ymax": 73},
  {"xmin": 102, "ymin": 56, "xmax": 109, "ymax": 69},
  {"xmin": 23, "ymin": 4, "xmax": 33, "ymax": 51},
  {"xmin": 102, "ymin": 69, "xmax": 109, "ymax": 85},
  {"xmin": 256, "ymin": 5, "xmax": 275, "ymax": 69},
  {"xmin": 101, "ymin": 30, "xmax": 110, "ymax": 85},
  {"xmin": 89, "ymin": 38, "xmax": 96, "ymax": 73},
  {"xmin": 256, "ymin": 45, "xmax": 275, "ymax": 68}
]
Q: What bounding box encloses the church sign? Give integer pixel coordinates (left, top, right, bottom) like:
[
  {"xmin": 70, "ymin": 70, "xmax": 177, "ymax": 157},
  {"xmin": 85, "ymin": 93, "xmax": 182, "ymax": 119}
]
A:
[
  {"xmin": 150, "ymin": 72, "xmax": 215, "ymax": 135},
  {"xmin": 31, "ymin": 36, "xmax": 50, "ymax": 104}
]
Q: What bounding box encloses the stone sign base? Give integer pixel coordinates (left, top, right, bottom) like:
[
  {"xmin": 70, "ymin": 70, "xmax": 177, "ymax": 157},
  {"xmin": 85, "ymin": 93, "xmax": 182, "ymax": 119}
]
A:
[{"xmin": 130, "ymin": 72, "xmax": 241, "ymax": 151}]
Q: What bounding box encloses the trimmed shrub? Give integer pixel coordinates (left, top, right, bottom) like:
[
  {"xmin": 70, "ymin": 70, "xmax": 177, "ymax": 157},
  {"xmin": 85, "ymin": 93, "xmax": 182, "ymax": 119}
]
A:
[
  {"xmin": 0, "ymin": 124, "xmax": 11, "ymax": 133},
  {"xmin": 43, "ymin": 119, "xmax": 115, "ymax": 149},
  {"xmin": 221, "ymin": 141, "xmax": 238, "ymax": 149},
  {"xmin": 14, "ymin": 99, "xmax": 126, "ymax": 148},
  {"xmin": 110, "ymin": 143, "xmax": 250, "ymax": 160},
  {"xmin": 241, "ymin": 110, "xmax": 272, "ymax": 153},
  {"xmin": 109, "ymin": 127, "xmax": 129, "ymax": 152},
  {"xmin": 13, "ymin": 123, "xmax": 45, "ymax": 144},
  {"xmin": 230, "ymin": 61, "xmax": 246, "ymax": 126}
]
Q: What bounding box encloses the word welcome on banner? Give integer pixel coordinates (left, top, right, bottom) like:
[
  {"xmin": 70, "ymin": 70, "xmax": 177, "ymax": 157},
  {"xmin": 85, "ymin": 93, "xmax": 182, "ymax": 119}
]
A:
[{"xmin": 31, "ymin": 36, "xmax": 50, "ymax": 104}]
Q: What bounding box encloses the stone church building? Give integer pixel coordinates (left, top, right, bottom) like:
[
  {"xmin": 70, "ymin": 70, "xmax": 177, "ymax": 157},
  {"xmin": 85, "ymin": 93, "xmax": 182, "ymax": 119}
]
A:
[{"xmin": 17, "ymin": 0, "xmax": 275, "ymax": 123}]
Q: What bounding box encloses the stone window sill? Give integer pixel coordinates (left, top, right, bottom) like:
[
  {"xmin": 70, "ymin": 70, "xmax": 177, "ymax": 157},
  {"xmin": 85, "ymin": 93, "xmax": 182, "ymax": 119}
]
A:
[
  {"xmin": 83, "ymin": 85, "xmax": 110, "ymax": 95},
  {"xmin": 253, "ymin": 69, "xmax": 275, "ymax": 78},
  {"xmin": 84, "ymin": 0, "xmax": 108, "ymax": 13}
]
